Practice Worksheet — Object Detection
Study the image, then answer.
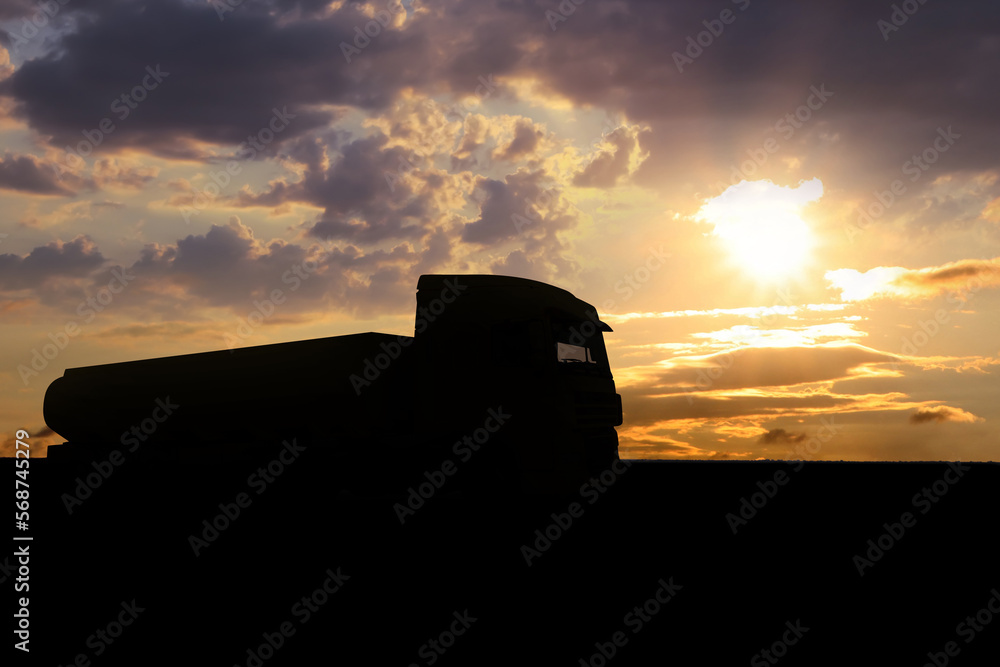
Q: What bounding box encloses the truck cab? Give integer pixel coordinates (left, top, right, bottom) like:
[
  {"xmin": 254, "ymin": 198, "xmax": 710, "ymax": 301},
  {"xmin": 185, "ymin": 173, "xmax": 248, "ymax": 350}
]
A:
[{"xmin": 408, "ymin": 275, "xmax": 623, "ymax": 491}]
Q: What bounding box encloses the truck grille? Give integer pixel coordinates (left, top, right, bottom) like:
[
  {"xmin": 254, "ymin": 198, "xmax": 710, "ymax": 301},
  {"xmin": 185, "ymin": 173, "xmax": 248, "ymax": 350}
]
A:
[{"xmin": 574, "ymin": 391, "xmax": 623, "ymax": 427}]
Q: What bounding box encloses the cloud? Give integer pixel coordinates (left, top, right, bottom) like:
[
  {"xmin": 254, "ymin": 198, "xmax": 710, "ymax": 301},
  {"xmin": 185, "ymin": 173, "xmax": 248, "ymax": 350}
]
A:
[
  {"xmin": 606, "ymin": 303, "xmax": 849, "ymax": 323},
  {"xmin": 1, "ymin": 0, "xmax": 998, "ymax": 188},
  {"xmin": 17, "ymin": 200, "xmax": 90, "ymax": 228},
  {"xmin": 0, "ymin": 426, "xmax": 57, "ymax": 458},
  {"xmin": 0, "ymin": 153, "xmax": 76, "ymax": 195},
  {"xmin": 757, "ymin": 428, "xmax": 807, "ymax": 445},
  {"xmin": 690, "ymin": 323, "xmax": 866, "ymax": 347},
  {"xmin": 125, "ymin": 216, "xmax": 438, "ymax": 317},
  {"xmin": 826, "ymin": 257, "xmax": 1000, "ymax": 301},
  {"xmin": 905, "ymin": 171, "xmax": 1000, "ymax": 234},
  {"xmin": 0, "ymin": 236, "xmax": 105, "ymax": 290},
  {"xmin": 17, "ymin": 198, "xmax": 126, "ymax": 229},
  {"xmin": 909, "ymin": 405, "xmax": 983, "ymax": 424},
  {"xmin": 363, "ymin": 94, "xmax": 463, "ymax": 158},
  {"xmin": 493, "ymin": 118, "xmax": 546, "ymax": 163},
  {"xmin": 572, "ymin": 125, "xmax": 648, "ymax": 188},
  {"xmin": 463, "ymin": 169, "xmax": 566, "ymax": 244},
  {"xmin": 460, "ymin": 167, "xmax": 584, "ymax": 281},
  {"xmin": 0, "ymin": 1, "xmax": 388, "ymax": 156},
  {"xmin": 630, "ymin": 343, "xmax": 898, "ymax": 393},
  {"xmin": 228, "ymin": 133, "xmax": 434, "ymax": 244},
  {"xmin": 92, "ymin": 158, "xmax": 159, "ymax": 190}
]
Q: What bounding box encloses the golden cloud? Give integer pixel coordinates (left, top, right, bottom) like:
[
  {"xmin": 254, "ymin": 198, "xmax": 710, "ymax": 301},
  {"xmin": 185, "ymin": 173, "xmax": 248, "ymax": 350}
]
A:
[
  {"xmin": 827, "ymin": 256, "xmax": 1000, "ymax": 302},
  {"xmin": 909, "ymin": 405, "xmax": 983, "ymax": 424}
]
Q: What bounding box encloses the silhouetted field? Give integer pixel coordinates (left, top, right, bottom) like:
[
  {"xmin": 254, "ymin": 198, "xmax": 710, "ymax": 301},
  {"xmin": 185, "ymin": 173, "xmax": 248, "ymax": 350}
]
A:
[{"xmin": 7, "ymin": 456, "xmax": 998, "ymax": 665}]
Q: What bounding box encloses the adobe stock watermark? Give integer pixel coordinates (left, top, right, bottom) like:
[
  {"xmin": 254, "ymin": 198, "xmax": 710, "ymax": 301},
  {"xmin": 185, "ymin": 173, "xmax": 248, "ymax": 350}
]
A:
[
  {"xmin": 181, "ymin": 106, "xmax": 296, "ymax": 223},
  {"xmin": 887, "ymin": 259, "xmax": 999, "ymax": 369},
  {"xmin": 6, "ymin": 0, "xmax": 73, "ymax": 51},
  {"xmin": 577, "ymin": 577, "xmax": 682, "ymax": 667},
  {"xmin": 591, "ymin": 246, "xmax": 671, "ymax": 317},
  {"xmin": 725, "ymin": 416, "xmax": 842, "ymax": 535},
  {"xmin": 17, "ymin": 266, "xmax": 136, "ymax": 386},
  {"xmin": 340, "ymin": 0, "xmax": 413, "ymax": 63},
  {"xmin": 223, "ymin": 256, "xmax": 320, "ymax": 350},
  {"xmin": 877, "ymin": 0, "xmax": 931, "ymax": 41},
  {"xmin": 349, "ymin": 277, "xmax": 467, "ymax": 395},
  {"xmin": 55, "ymin": 600, "xmax": 146, "ymax": 666},
  {"xmin": 845, "ymin": 126, "xmax": 960, "ymax": 243},
  {"xmin": 0, "ymin": 555, "xmax": 18, "ymax": 586},
  {"xmin": 188, "ymin": 439, "xmax": 306, "ymax": 556},
  {"xmin": 713, "ymin": 84, "xmax": 834, "ymax": 195},
  {"xmin": 232, "ymin": 567, "xmax": 350, "ymax": 667},
  {"xmin": 673, "ymin": 0, "xmax": 752, "ymax": 73},
  {"xmin": 511, "ymin": 185, "xmax": 561, "ymax": 234},
  {"xmin": 211, "ymin": 0, "xmax": 246, "ymax": 21},
  {"xmin": 607, "ymin": 246, "xmax": 670, "ymax": 305},
  {"xmin": 922, "ymin": 588, "xmax": 1000, "ymax": 667},
  {"xmin": 545, "ymin": 0, "xmax": 588, "ymax": 32},
  {"xmin": 393, "ymin": 407, "xmax": 512, "ymax": 523},
  {"xmin": 946, "ymin": 260, "xmax": 1000, "ymax": 306},
  {"xmin": 750, "ymin": 620, "xmax": 810, "ymax": 666},
  {"xmin": 852, "ymin": 462, "xmax": 970, "ymax": 576},
  {"xmin": 50, "ymin": 65, "xmax": 169, "ymax": 178},
  {"xmin": 520, "ymin": 459, "xmax": 632, "ymax": 566},
  {"xmin": 891, "ymin": 308, "xmax": 951, "ymax": 370},
  {"xmin": 586, "ymin": 114, "xmax": 626, "ymax": 153},
  {"xmin": 407, "ymin": 610, "xmax": 477, "ymax": 667},
  {"xmin": 60, "ymin": 397, "xmax": 179, "ymax": 515}
]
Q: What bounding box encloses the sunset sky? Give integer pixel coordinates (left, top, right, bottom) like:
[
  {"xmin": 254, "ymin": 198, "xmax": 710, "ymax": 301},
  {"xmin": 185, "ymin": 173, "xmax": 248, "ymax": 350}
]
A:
[{"xmin": 1, "ymin": 0, "xmax": 998, "ymax": 460}]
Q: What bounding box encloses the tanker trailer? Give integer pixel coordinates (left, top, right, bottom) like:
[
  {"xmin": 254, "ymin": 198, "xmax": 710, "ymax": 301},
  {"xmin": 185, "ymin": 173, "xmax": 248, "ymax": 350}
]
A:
[{"xmin": 43, "ymin": 274, "xmax": 623, "ymax": 491}]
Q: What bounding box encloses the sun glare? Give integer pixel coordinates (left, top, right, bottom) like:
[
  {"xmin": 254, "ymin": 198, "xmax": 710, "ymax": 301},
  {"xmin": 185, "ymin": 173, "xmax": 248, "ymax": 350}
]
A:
[{"xmin": 697, "ymin": 178, "xmax": 823, "ymax": 280}]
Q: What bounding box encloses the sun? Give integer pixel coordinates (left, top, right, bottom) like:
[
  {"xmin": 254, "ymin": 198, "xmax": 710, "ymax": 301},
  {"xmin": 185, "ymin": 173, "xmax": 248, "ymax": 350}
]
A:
[
  {"xmin": 711, "ymin": 206, "xmax": 813, "ymax": 279},
  {"xmin": 696, "ymin": 178, "xmax": 823, "ymax": 281}
]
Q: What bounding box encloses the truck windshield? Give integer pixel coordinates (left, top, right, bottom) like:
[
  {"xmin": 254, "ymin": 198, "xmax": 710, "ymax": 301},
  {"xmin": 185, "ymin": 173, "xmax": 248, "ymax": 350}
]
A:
[
  {"xmin": 556, "ymin": 342, "xmax": 594, "ymax": 363},
  {"xmin": 550, "ymin": 313, "xmax": 610, "ymax": 373}
]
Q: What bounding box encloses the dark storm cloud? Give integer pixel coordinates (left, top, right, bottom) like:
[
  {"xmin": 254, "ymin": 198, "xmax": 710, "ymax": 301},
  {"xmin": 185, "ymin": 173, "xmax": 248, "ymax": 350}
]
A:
[
  {"xmin": 525, "ymin": 1, "xmax": 1000, "ymax": 127},
  {"xmin": 0, "ymin": 152, "xmax": 75, "ymax": 195},
  {"xmin": 0, "ymin": 235, "xmax": 104, "ymax": 290},
  {"xmin": 0, "ymin": 0, "xmax": 428, "ymax": 155},
  {"xmin": 4, "ymin": 0, "xmax": 996, "ymax": 190},
  {"xmin": 232, "ymin": 133, "xmax": 431, "ymax": 243},
  {"xmin": 435, "ymin": 0, "xmax": 998, "ymax": 201},
  {"xmin": 131, "ymin": 217, "xmax": 320, "ymax": 306},
  {"xmin": 462, "ymin": 176, "xmax": 527, "ymax": 245},
  {"xmin": 462, "ymin": 169, "xmax": 573, "ymax": 245}
]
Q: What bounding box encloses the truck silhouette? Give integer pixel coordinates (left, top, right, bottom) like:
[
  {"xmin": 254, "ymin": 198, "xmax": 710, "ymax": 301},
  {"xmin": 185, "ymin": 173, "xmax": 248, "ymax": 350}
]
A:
[{"xmin": 43, "ymin": 274, "xmax": 623, "ymax": 492}]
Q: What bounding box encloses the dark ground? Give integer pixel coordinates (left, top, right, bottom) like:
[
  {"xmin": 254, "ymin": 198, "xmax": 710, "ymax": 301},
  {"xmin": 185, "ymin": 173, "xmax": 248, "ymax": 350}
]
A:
[{"xmin": 4, "ymin": 454, "xmax": 998, "ymax": 665}]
